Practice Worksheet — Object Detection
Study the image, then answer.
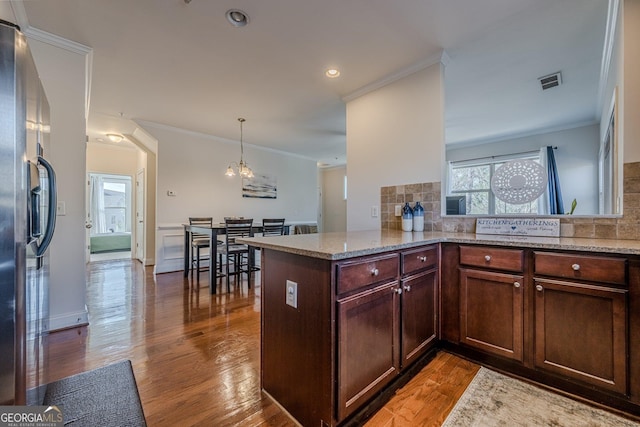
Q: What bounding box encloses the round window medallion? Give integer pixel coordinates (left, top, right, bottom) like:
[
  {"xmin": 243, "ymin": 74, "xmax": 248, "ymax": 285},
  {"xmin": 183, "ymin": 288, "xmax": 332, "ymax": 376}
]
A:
[{"xmin": 491, "ymin": 160, "xmax": 547, "ymax": 204}]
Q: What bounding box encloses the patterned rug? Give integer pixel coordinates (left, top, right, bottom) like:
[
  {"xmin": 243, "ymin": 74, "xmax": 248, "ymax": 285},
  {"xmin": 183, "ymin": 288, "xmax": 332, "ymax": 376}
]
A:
[{"xmin": 442, "ymin": 367, "xmax": 640, "ymax": 426}]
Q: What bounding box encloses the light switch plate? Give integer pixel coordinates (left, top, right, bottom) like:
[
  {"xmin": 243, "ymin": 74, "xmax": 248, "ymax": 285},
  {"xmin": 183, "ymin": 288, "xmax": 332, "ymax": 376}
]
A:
[
  {"xmin": 395, "ymin": 205, "xmax": 402, "ymax": 216},
  {"xmin": 286, "ymin": 280, "xmax": 298, "ymax": 308},
  {"xmin": 56, "ymin": 201, "xmax": 66, "ymax": 216}
]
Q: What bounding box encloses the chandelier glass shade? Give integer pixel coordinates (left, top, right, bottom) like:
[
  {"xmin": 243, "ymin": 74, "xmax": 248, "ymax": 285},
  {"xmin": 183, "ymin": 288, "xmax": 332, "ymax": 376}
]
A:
[{"xmin": 225, "ymin": 118, "xmax": 254, "ymax": 178}]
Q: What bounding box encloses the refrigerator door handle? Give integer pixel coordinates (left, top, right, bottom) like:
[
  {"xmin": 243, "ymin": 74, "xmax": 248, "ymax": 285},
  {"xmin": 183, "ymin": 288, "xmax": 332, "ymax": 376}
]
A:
[{"xmin": 35, "ymin": 155, "xmax": 57, "ymax": 257}]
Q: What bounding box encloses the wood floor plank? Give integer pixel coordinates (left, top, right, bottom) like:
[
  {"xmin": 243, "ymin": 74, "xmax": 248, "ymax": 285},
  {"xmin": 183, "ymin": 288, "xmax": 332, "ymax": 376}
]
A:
[{"xmin": 44, "ymin": 260, "xmax": 478, "ymax": 426}]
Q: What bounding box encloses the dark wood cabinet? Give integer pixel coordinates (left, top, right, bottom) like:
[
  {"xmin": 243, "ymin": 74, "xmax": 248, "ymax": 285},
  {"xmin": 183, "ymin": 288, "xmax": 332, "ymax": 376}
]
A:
[
  {"xmin": 401, "ymin": 269, "xmax": 438, "ymax": 367},
  {"xmin": 533, "ymin": 251, "xmax": 629, "ymax": 394},
  {"xmin": 459, "ymin": 268, "xmax": 524, "ymax": 362},
  {"xmin": 533, "ymin": 279, "xmax": 628, "ymax": 394},
  {"xmin": 336, "ymin": 245, "xmax": 439, "ymax": 421},
  {"xmin": 259, "ymin": 239, "xmax": 640, "ymax": 425},
  {"xmin": 337, "ymin": 282, "xmax": 400, "ymax": 420}
]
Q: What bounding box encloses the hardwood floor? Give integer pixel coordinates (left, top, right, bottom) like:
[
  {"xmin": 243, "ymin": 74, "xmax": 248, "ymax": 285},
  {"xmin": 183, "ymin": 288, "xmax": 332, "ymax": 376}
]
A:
[{"xmin": 44, "ymin": 260, "xmax": 478, "ymax": 426}]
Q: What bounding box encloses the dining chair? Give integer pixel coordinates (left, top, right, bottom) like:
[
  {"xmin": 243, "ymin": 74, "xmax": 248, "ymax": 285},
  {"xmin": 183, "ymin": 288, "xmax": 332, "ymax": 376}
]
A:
[
  {"xmin": 262, "ymin": 218, "xmax": 286, "ymax": 236},
  {"xmin": 189, "ymin": 217, "xmax": 224, "ymax": 283},
  {"xmin": 220, "ymin": 218, "xmax": 254, "ymax": 292}
]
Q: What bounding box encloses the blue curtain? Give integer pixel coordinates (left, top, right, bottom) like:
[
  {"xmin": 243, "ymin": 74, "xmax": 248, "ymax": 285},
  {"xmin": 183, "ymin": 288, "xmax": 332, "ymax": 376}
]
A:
[{"xmin": 546, "ymin": 146, "xmax": 564, "ymax": 214}]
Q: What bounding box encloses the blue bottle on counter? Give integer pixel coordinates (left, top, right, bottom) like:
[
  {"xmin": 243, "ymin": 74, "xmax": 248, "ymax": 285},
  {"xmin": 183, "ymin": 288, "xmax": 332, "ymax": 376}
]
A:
[
  {"xmin": 413, "ymin": 201, "xmax": 424, "ymax": 232},
  {"xmin": 402, "ymin": 202, "xmax": 413, "ymax": 231}
]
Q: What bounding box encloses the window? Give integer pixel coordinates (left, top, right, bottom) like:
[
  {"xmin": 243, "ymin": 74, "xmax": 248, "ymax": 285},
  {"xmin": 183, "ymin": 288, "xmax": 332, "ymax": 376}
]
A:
[
  {"xmin": 448, "ymin": 153, "xmax": 541, "ymax": 215},
  {"xmin": 89, "ymin": 173, "xmax": 132, "ymax": 235}
]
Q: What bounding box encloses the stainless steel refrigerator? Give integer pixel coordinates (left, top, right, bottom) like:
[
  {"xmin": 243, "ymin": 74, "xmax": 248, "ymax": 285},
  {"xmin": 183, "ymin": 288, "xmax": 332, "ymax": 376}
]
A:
[{"xmin": 0, "ymin": 19, "xmax": 57, "ymax": 406}]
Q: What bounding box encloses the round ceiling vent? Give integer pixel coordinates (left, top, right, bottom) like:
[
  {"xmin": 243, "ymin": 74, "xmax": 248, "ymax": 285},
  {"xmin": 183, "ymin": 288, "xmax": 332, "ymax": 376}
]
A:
[
  {"xmin": 491, "ymin": 160, "xmax": 547, "ymax": 204},
  {"xmin": 226, "ymin": 9, "xmax": 249, "ymax": 27}
]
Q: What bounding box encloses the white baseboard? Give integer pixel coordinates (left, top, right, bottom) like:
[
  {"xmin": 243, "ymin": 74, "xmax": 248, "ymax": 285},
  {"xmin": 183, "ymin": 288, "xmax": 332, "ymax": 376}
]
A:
[{"xmin": 48, "ymin": 308, "xmax": 89, "ymax": 332}]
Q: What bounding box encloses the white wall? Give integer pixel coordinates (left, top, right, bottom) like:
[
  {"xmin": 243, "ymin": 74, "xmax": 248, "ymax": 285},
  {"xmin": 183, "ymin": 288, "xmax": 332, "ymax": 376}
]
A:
[
  {"xmin": 143, "ymin": 124, "xmax": 319, "ymax": 273},
  {"xmin": 447, "ymin": 124, "xmax": 600, "ymax": 215},
  {"xmin": 346, "ymin": 64, "xmax": 445, "ymax": 231},
  {"xmin": 29, "ymin": 39, "xmax": 89, "ymax": 331},
  {"xmin": 321, "ymin": 166, "xmax": 347, "ymax": 232}
]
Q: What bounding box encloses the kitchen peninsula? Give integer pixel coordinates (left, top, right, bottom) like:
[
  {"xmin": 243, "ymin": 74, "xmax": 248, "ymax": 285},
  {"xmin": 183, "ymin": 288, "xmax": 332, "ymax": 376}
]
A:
[{"xmin": 239, "ymin": 230, "xmax": 640, "ymax": 426}]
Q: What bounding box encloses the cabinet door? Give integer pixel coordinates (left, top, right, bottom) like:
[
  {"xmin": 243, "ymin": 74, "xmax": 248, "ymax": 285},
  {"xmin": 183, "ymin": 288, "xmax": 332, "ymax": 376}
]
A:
[
  {"xmin": 534, "ymin": 279, "xmax": 628, "ymax": 394},
  {"xmin": 459, "ymin": 268, "xmax": 524, "ymax": 362},
  {"xmin": 337, "ymin": 282, "xmax": 400, "ymax": 421},
  {"xmin": 401, "ymin": 269, "xmax": 438, "ymax": 368}
]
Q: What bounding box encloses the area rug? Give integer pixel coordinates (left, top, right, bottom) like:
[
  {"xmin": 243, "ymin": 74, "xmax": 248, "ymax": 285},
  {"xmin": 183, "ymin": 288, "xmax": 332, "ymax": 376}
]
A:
[{"xmin": 442, "ymin": 367, "xmax": 640, "ymax": 426}]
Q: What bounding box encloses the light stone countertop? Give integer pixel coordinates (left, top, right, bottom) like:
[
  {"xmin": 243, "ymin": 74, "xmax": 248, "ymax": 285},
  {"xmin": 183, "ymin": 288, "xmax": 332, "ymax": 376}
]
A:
[{"xmin": 237, "ymin": 230, "xmax": 640, "ymax": 260}]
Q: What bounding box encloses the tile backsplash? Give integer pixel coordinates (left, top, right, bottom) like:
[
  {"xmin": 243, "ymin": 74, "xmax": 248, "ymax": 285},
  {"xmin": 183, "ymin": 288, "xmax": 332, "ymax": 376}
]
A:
[{"xmin": 380, "ymin": 162, "xmax": 640, "ymax": 240}]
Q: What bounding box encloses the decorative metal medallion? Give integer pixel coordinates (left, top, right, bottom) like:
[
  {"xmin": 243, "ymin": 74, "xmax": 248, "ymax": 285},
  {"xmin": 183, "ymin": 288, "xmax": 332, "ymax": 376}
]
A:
[{"xmin": 491, "ymin": 160, "xmax": 547, "ymax": 204}]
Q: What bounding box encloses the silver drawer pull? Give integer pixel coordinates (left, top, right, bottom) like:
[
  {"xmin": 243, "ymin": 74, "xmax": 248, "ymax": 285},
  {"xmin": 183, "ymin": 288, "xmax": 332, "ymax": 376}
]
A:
[
  {"xmin": 371, "ymin": 268, "xmax": 379, "ymax": 276},
  {"xmin": 514, "ymin": 281, "xmax": 521, "ymax": 288},
  {"xmin": 536, "ymin": 285, "xmax": 543, "ymax": 292},
  {"xmin": 571, "ymin": 264, "xmax": 581, "ymax": 271},
  {"xmin": 484, "ymin": 255, "xmax": 491, "ymax": 262},
  {"xmin": 403, "ymin": 285, "xmax": 411, "ymax": 292},
  {"xmin": 418, "ymin": 256, "xmax": 427, "ymax": 262},
  {"xmin": 394, "ymin": 288, "xmax": 402, "ymax": 294}
]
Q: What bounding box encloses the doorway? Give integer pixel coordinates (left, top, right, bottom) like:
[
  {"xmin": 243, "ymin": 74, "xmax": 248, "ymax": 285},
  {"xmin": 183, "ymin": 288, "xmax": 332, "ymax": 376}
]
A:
[{"xmin": 87, "ymin": 173, "xmax": 132, "ymax": 262}]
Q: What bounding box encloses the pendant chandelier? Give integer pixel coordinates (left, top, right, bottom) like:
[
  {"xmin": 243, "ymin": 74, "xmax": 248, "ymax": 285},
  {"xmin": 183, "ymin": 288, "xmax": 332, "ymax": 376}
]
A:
[{"xmin": 225, "ymin": 117, "xmax": 254, "ymax": 178}]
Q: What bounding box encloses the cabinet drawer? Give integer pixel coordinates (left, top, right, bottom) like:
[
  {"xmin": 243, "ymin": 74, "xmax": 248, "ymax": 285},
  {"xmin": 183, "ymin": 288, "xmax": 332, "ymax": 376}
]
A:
[
  {"xmin": 534, "ymin": 252, "xmax": 627, "ymax": 285},
  {"xmin": 402, "ymin": 246, "xmax": 438, "ymax": 275},
  {"xmin": 459, "ymin": 245, "xmax": 524, "ymax": 272},
  {"xmin": 337, "ymin": 253, "xmax": 399, "ymax": 294}
]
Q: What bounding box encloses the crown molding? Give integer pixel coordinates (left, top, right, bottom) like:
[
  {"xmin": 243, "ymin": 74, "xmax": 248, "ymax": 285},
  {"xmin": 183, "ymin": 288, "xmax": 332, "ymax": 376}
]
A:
[
  {"xmin": 446, "ymin": 119, "xmax": 599, "ymax": 149},
  {"xmin": 342, "ymin": 49, "xmax": 449, "ymax": 103},
  {"xmin": 23, "ymin": 26, "xmax": 92, "ymax": 55}
]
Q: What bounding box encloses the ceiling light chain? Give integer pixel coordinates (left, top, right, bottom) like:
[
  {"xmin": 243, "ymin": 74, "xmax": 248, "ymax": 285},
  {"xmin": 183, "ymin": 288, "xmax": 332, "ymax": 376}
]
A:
[{"xmin": 225, "ymin": 118, "xmax": 254, "ymax": 178}]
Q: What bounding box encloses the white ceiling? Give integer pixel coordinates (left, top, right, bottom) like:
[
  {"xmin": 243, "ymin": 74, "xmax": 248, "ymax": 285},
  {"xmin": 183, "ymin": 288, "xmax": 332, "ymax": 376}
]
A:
[{"xmin": 17, "ymin": 0, "xmax": 607, "ymax": 166}]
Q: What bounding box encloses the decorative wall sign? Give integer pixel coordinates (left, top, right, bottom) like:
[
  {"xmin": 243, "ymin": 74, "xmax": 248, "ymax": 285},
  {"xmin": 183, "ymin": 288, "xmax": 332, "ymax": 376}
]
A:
[
  {"xmin": 476, "ymin": 217, "xmax": 560, "ymax": 237},
  {"xmin": 242, "ymin": 173, "xmax": 277, "ymax": 199},
  {"xmin": 491, "ymin": 160, "xmax": 547, "ymax": 204}
]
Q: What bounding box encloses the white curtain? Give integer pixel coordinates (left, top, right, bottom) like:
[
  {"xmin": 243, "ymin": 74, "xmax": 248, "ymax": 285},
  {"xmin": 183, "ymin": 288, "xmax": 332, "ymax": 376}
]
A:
[{"xmin": 89, "ymin": 175, "xmax": 106, "ymax": 234}]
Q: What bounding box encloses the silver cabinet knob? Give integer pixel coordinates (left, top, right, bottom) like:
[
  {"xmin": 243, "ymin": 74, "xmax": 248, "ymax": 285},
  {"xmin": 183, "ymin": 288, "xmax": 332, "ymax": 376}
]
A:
[
  {"xmin": 536, "ymin": 285, "xmax": 543, "ymax": 292},
  {"xmin": 571, "ymin": 264, "xmax": 581, "ymax": 271},
  {"xmin": 403, "ymin": 285, "xmax": 411, "ymax": 292},
  {"xmin": 418, "ymin": 256, "xmax": 427, "ymax": 262},
  {"xmin": 514, "ymin": 282, "xmax": 521, "ymax": 288},
  {"xmin": 484, "ymin": 255, "xmax": 491, "ymax": 262},
  {"xmin": 371, "ymin": 268, "xmax": 379, "ymax": 276},
  {"xmin": 394, "ymin": 288, "xmax": 402, "ymax": 294}
]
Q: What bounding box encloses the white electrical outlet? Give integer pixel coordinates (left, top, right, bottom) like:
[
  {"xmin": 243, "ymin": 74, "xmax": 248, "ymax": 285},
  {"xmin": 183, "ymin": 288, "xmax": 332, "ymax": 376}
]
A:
[
  {"xmin": 371, "ymin": 206, "xmax": 379, "ymax": 218},
  {"xmin": 286, "ymin": 280, "xmax": 298, "ymax": 308},
  {"xmin": 394, "ymin": 205, "xmax": 402, "ymax": 216},
  {"xmin": 167, "ymin": 190, "xmax": 177, "ymax": 196}
]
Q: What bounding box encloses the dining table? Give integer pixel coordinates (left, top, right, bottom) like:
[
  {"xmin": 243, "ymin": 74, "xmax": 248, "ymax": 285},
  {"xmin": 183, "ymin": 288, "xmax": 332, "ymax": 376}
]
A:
[{"xmin": 183, "ymin": 222, "xmax": 291, "ymax": 294}]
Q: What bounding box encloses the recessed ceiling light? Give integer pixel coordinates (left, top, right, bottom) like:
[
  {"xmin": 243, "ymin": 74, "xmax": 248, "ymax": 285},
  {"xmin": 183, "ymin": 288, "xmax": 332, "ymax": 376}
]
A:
[
  {"xmin": 226, "ymin": 9, "xmax": 249, "ymax": 27},
  {"xmin": 106, "ymin": 133, "xmax": 123, "ymax": 143},
  {"xmin": 325, "ymin": 68, "xmax": 341, "ymax": 78}
]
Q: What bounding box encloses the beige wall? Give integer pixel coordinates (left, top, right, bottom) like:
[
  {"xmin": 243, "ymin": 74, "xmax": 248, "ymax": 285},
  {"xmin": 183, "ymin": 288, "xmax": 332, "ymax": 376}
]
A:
[
  {"xmin": 321, "ymin": 166, "xmax": 347, "ymax": 232},
  {"xmin": 29, "ymin": 38, "xmax": 89, "ymax": 331},
  {"xmin": 346, "ymin": 63, "xmax": 445, "ymax": 231},
  {"xmin": 623, "ymin": 0, "xmax": 640, "ymax": 162},
  {"xmin": 86, "ymin": 142, "xmax": 138, "ymax": 176}
]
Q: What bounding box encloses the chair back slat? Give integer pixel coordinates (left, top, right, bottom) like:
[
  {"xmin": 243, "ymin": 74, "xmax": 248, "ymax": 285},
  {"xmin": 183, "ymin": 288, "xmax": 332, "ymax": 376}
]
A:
[
  {"xmin": 225, "ymin": 218, "xmax": 254, "ymax": 244},
  {"xmin": 189, "ymin": 217, "xmax": 212, "ymax": 242},
  {"xmin": 262, "ymin": 218, "xmax": 285, "ymax": 236}
]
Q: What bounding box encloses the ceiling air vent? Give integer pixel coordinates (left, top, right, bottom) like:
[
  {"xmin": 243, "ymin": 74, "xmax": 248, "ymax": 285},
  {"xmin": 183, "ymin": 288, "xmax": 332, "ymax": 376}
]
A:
[{"xmin": 538, "ymin": 72, "xmax": 562, "ymax": 90}]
